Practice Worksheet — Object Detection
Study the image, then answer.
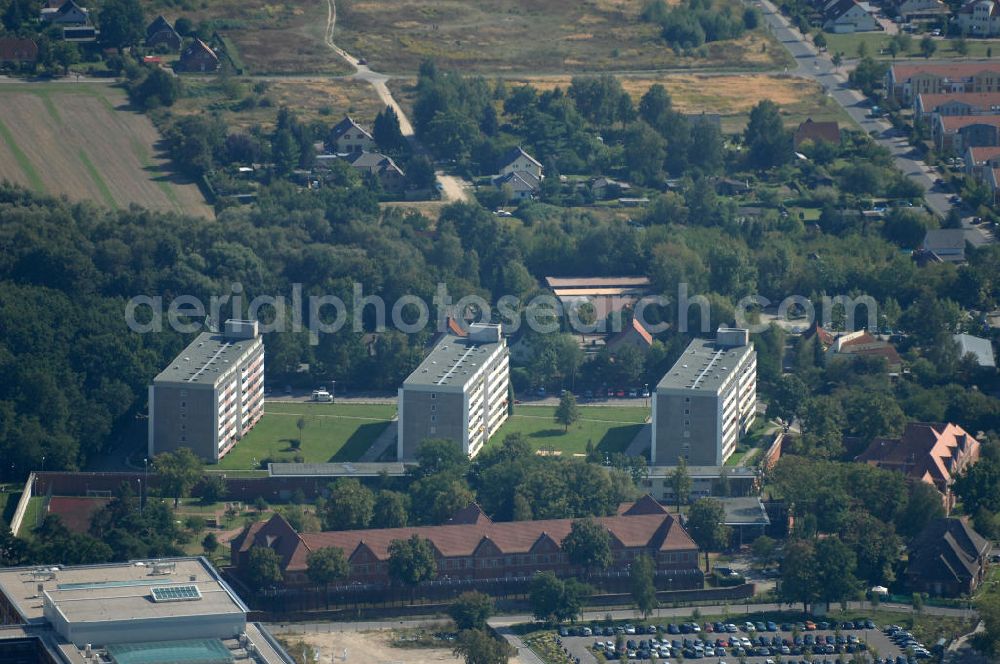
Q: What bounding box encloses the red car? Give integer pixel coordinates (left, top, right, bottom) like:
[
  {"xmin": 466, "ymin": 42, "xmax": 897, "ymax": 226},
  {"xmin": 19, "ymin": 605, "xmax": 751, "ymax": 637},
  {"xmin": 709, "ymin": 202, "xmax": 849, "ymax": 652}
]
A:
[{"xmin": 616, "ymin": 389, "xmax": 625, "ymax": 397}]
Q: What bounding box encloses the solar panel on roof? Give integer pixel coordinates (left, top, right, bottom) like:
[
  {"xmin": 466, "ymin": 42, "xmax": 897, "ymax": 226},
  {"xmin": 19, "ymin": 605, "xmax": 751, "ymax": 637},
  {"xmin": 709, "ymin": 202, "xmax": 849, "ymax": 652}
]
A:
[{"xmin": 150, "ymin": 584, "xmax": 202, "ymax": 602}]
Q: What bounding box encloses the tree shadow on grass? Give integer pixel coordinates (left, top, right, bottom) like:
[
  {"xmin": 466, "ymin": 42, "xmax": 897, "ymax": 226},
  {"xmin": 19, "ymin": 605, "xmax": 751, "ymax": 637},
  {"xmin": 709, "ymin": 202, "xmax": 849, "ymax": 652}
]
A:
[
  {"xmin": 330, "ymin": 421, "xmax": 392, "ymax": 462},
  {"xmin": 529, "ymin": 429, "xmax": 567, "ymax": 439}
]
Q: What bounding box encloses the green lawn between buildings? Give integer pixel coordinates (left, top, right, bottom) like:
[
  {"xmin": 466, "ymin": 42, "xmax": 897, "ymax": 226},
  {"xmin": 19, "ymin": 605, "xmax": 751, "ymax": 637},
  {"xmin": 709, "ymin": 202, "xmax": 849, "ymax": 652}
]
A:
[
  {"xmin": 215, "ymin": 402, "xmax": 396, "ymax": 470},
  {"xmin": 823, "ymin": 32, "xmax": 1000, "ymax": 59},
  {"xmin": 487, "ymin": 405, "xmax": 650, "ymax": 457}
]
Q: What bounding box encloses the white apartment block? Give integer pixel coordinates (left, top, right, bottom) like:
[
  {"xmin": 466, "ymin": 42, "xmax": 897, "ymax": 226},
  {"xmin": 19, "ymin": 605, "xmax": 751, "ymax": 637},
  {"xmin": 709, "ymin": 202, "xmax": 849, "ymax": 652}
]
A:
[
  {"xmin": 651, "ymin": 328, "xmax": 757, "ymax": 466},
  {"xmin": 149, "ymin": 319, "xmax": 265, "ymax": 463},
  {"xmin": 398, "ymin": 323, "xmax": 510, "ymax": 460}
]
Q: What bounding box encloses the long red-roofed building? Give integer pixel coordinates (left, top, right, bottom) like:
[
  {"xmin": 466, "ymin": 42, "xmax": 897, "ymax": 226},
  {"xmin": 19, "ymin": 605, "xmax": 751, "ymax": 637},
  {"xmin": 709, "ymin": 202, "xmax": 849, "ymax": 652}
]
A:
[
  {"xmin": 887, "ymin": 62, "xmax": 1000, "ymax": 104},
  {"xmin": 231, "ymin": 496, "xmax": 702, "ymax": 588}
]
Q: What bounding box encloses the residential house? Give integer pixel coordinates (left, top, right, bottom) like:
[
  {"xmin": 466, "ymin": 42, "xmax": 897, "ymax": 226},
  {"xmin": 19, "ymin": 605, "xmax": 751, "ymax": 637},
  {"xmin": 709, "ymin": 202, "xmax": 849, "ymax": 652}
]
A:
[
  {"xmin": 231, "ymin": 497, "xmax": 704, "ymax": 590},
  {"xmin": 0, "ymin": 38, "xmax": 37, "ymax": 68},
  {"xmin": 493, "ymin": 170, "xmax": 540, "ymax": 200},
  {"xmin": 886, "ymin": 62, "xmax": 1000, "ymax": 104},
  {"xmin": 591, "ymin": 176, "xmax": 631, "ymax": 200},
  {"xmin": 715, "ymin": 177, "xmax": 752, "ymax": 195},
  {"xmin": 957, "ymin": 0, "xmax": 1000, "ymax": 37},
  {"xmin": 921, "ymin": 228, "xmax": 968, "ymax": 262},
  {"xmin": 145, "ymin": 15, "xmax": 181, "ymax": 51},
  {"xmin": 954, "ymin": 333, "xmax": 996, "ymax": 367},
  {"xmin": 793, "ymin": 118, "xmax": 841, "ymax": 148},
  {"xmin": 176, "ymin": 38, "xmax": 219, "ymax": 73},
  {"xmin": 347, "ymin": 150, "xmax": 406, "ymax": 191},
  {"xmin": 606, "ymin": 317, "xmax": 654, "ymax": 354},
  {"xmin": 895, "ymin": 0, "xmax": 949, "ymax": 21},
  {"xmin": 823, "ymin": 0, "xmax": 881, "ymax": 32},
  {"xmin": 933, "ymin": 114, "xmax": 1000, "ymax": 153},
  {"xmin": 545, "ymin": 276, "xmax": 653, "ymax": 332},
  {"xmin": 907, "ymin": 518, "xmax": 990, "ymax": 596},
  {"xmin": 328, "ymin": 116, "xmax": 375, "ymax": 154},
  {"xmin": 964, "ymin": 145, "xmax": 1000, "ymax": 180},
  {"xmin": 856, "ymin": 422, "xmax": 981, "ymax": 511},
  {"xmin": 497, "ymin": 146, "xmax": 543, "ymax": 180},
  {"xmin": 41, "ymin": 0, "xmax": 89, "ymax": 24},
  {"xmin": 804, "ymin": 324, "xmax": 903, "ymax": 373}
]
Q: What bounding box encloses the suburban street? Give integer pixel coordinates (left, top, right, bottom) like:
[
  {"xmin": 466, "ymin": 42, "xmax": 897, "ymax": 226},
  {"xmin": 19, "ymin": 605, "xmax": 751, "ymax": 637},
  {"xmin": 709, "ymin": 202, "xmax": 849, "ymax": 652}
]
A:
[{"xmin": 758, "ymin": 0, "xmax": 995, "ymax": 246}]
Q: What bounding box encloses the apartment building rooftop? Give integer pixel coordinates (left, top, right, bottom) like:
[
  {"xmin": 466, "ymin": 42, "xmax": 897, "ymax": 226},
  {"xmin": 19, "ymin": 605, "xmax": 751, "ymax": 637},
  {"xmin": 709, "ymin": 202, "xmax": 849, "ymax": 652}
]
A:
[
  {"xmin": 0, "ymin": 558, "xmax": 245, "ymax": 626},
  {"xmin": 154, "ymin": 320, "xmax": 260, "ymax": 387},
  {"xmin": 656, "ymin": 329, "xmax": 752, "ymax": 393},
  {"xmin": 0, "ymin": 557, "xmax": 291, "ymax": 663},
  {"xmin": 403, "ymin": 323, "xmax": 504, "ymax": 390}
]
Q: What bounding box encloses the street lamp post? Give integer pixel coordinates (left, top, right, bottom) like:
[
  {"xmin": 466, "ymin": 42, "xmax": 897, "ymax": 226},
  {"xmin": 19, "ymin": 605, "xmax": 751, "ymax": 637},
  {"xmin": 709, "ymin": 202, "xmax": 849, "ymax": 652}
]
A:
[
  {"xmin": 137, "ymin": 478, "xmax": 142, "ymax": 516},
  {"xmin": 143, "ymin": 457, "xmax": 148, "ymax": 512}
]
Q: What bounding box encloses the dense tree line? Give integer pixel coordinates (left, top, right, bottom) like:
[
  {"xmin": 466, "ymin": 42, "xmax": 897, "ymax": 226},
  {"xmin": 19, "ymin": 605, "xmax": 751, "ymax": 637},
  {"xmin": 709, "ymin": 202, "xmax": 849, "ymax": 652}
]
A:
[
  {"xmin": 641, "ymin": 0, "xmax": 759, "ymax": 51},
  {"xmin": 311, "ymin": 436, "xmax": 639, "ymax": 530}
]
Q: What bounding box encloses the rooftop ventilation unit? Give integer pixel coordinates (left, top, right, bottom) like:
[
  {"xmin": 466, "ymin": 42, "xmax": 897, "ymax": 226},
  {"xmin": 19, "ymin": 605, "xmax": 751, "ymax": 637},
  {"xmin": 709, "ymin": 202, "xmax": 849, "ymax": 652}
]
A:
[{"xmin": 150, "ymin": 561, "xmax": 176, "ymax": 576}]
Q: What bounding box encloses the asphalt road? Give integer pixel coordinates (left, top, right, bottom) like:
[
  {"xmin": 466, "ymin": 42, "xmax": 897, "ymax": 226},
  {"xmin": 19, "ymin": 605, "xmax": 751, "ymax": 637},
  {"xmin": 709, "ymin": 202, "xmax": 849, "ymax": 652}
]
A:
[{"xmin": 757, "ymin": 0, "xmax": 994, "ymax": 246}]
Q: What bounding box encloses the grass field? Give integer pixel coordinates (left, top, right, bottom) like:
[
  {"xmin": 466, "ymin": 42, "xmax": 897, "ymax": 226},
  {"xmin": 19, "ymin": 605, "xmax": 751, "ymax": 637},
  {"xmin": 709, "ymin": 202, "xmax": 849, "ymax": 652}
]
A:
[
  {"xmin": 167, "ymin": 76, "xmax": 384, "ymax": 132},
  {"xmin": 335, "ymin": 0, "xmax": 791, "ymax": 74},
  {"xmin": 0, "ymin": 82, "xmax": 211, "ymax": 217},
  {"xmin": 824, "ymin": 32, "xmax": 1000, "ymax": 59},
  {"xmin": 487, "ymin": 405, "xmax": 649, "ymax": 456},
  {"xmin": 215, "ymin": 402, "xmax": 396, "ymax": 470}
]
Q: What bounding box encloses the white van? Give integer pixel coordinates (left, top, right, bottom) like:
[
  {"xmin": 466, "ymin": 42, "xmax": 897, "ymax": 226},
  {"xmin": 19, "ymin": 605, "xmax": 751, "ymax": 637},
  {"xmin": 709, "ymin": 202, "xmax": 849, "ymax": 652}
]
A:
[{"xmin": 312, "ymin": 389, "xmax": 333, "ymax": 402}]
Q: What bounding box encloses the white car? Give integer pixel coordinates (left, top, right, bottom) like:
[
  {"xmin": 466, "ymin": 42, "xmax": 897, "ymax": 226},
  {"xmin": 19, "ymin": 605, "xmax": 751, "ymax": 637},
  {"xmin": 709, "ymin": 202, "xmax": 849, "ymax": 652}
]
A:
[{"xmin": 744, "ymin": 622, "xmax": 756, "ymax": 632}]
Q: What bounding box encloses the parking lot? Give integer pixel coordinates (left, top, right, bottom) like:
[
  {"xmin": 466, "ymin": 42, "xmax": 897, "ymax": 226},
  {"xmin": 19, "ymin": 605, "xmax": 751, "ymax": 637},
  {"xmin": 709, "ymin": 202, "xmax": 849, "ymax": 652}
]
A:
[{"xmin": 553, "ymin": 619, "xmax": 924, "ymax": 664}]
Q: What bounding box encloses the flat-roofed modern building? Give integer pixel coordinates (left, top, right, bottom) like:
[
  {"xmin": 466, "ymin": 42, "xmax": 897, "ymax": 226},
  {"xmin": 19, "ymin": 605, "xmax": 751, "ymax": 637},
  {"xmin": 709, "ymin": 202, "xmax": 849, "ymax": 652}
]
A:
[
  {"xmin": 149, "ymin": 319, "xmax": 264, "ymax": 463},
  {"xmin": 0, "ymin": 557, "xmax": 292, "ymax": 663},
  {"xmin": 652, "ymin": 328, "xmax": 756, "ymax": 466},
  {"xmin": 398, "ymin": 323, "xmax": 509, "ymax": 460}
]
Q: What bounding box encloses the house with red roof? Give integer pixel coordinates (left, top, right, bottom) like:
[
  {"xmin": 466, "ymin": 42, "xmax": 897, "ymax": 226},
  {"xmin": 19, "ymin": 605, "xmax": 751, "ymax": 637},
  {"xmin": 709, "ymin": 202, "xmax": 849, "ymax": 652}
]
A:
[
  {"xmin": 0, "ymin": 38, "xmax": 37, "ymax": 69},
  {"xmin": 606, "ymin": 317, "xmax": 654, "ymax": 354},
  {"xmin": 856, "ymin": 422, "xmax": 981, "ymax": 511},
  {"xmin": 793, "ymin": 119, "xmax": 841, "ymax": 149},
  {"xmin": 804, "ymin": 324, "xmax": 903, "ymax": 373},
  {"xmin": 230, "ymin": 496, "xmax": 703, "ymax": 590}
]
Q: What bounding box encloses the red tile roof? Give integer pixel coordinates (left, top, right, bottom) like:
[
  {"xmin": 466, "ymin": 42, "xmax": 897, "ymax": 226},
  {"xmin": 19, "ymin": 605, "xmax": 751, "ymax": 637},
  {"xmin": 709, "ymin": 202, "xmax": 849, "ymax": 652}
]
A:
[
  {"xmin": 236, "ymin": 497, "xmax": 698, "ymax": 573},
  {"xmin": 0, "ymin": 38, "xmax": 38, "ymax": 62},
  {"xmin": 803, "ymin": 322, "xmax": 835, "ymax": 347},
  {"xmin": 857, "ymin": 422, "xmax": 980, "ymax": 488},
  {"xmin": 918, "ymin": 91, "xmax": 1000, "ymax": 112},
  {"xmin": 968, "ymin": 146, "xmax": 1000, "ymax": 163},
  {"xmin": 607, "ymin": 317, "xmax": 654, "ymax": 350},
  {"xmin": 939, "ymin": 115, "xmax": 1000, "ymax": 131},
  {"xmin": 892, "ymin": 62, "xmax": 1000, "ymax": 83},
  {"xmin": 794, "ymin": 119, "xmax": 840, "ymax": 147}
]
